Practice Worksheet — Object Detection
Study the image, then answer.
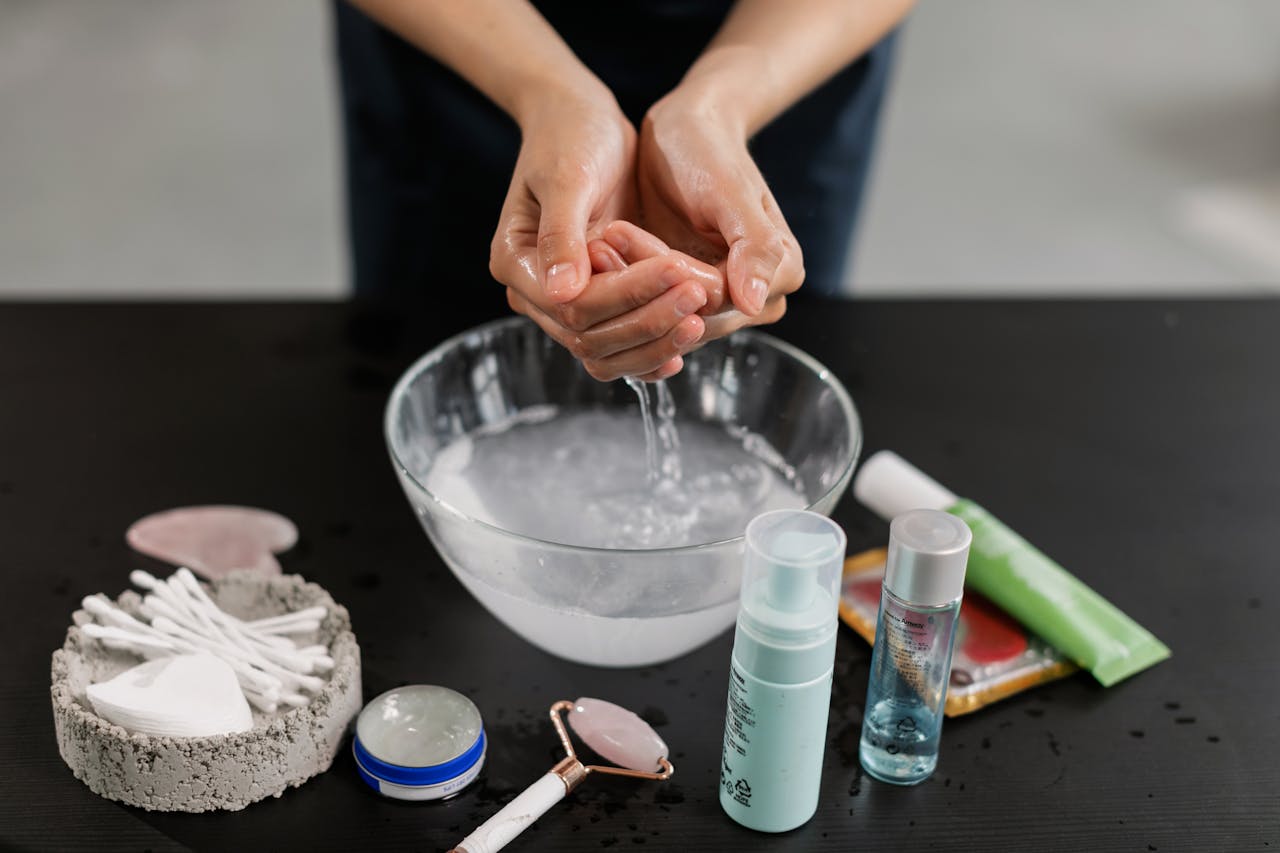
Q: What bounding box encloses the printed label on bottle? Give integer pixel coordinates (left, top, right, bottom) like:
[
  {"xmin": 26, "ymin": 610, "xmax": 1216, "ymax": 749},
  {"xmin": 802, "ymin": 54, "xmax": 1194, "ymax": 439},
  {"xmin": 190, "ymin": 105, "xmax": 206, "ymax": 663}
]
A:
[
  {"xmin": 882, "ymin": 596, "xmax": 938, "ymax": 680},
  {"xmin": 721, "ymin": 662, "xmax": 755, "ymax": 808}
]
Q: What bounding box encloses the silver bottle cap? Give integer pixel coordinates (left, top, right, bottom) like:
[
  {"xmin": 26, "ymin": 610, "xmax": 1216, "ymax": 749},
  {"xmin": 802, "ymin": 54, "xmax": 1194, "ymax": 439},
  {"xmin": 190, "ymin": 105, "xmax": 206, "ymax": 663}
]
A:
[{"xmin": 885, "ymin": 509, "xmax": 972, "ymax": 606}]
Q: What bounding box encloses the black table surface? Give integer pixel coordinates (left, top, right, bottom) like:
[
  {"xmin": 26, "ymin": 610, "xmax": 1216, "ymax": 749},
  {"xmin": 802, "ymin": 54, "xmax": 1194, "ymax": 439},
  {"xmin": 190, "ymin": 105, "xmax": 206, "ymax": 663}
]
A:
[{"xmin": 2, "ymin": 299, "xmax": 1277, "ymax": 852}]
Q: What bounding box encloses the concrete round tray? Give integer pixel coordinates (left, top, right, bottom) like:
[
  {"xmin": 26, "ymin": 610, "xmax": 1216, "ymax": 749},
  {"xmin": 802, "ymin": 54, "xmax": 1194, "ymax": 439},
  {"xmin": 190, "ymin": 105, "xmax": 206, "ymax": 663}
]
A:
[{"xmin": 51, "ymin": 571, "xmax": 362, "ymax": 812}]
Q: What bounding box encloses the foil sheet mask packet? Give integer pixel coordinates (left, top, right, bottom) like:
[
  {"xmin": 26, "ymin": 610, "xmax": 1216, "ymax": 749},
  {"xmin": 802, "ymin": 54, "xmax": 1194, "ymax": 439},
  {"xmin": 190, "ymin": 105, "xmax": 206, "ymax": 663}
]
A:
[{"xmin": 839, "ymin": 548, "xmax": 1078, "ymax": 716}]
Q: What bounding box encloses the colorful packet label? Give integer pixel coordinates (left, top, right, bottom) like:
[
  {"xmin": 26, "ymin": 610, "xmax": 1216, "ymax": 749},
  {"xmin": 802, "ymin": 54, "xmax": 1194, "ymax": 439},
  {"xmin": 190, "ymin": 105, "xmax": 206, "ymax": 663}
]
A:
[{"xmin": 839, "ymin": 548, "xmax": 1078, "ymax": 717}]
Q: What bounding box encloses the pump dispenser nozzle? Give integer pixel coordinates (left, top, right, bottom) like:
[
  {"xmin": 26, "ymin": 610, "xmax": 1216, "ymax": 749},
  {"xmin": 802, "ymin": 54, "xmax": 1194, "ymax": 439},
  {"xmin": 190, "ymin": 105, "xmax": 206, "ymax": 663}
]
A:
[
  {"xmin": 740, "ymin": 512, "xmax": 845, "ymax": 654},
  {"xmin": 765, "ymin": 531, "xmax": 834, "ymax": 612}
]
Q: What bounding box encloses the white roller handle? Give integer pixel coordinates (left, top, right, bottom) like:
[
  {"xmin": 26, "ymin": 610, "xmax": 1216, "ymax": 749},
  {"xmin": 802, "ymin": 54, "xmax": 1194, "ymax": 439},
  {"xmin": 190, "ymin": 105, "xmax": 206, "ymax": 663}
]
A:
[{"xmin": 452, "ymin": 772, "xmax": 566, "ymax": 853}]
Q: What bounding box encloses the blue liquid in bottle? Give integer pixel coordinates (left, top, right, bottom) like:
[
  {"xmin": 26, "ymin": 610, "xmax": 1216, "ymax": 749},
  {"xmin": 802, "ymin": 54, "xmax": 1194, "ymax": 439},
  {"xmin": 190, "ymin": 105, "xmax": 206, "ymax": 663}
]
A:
[
  {"xmin": 859, "ymin": 588, "xmax": 959, "ymax": 784},
  {"xmin": 858, "ymin": 509, "xmax": 970, "ymax": 786}
]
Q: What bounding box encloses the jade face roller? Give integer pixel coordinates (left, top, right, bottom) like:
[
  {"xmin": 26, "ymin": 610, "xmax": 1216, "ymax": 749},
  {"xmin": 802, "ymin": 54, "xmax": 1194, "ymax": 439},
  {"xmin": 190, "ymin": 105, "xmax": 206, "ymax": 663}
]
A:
[{"xmin": 450, "ymin": 698, "xmax": 674, "ymax": 853}]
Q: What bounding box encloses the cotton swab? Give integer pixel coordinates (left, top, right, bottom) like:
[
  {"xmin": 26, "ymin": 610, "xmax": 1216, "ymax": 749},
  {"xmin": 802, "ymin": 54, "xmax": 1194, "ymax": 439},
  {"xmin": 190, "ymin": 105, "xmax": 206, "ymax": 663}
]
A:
[{"xmin": 80, "ymin": 569, "xmax": 331, "ymax": 713}]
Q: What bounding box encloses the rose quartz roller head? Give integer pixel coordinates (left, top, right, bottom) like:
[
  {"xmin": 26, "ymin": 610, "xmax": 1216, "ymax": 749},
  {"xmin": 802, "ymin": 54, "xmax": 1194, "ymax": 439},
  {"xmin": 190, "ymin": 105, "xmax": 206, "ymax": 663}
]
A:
[{"xmin": 450, "ymin": 698, "xmax": 674, "ymax": 853}]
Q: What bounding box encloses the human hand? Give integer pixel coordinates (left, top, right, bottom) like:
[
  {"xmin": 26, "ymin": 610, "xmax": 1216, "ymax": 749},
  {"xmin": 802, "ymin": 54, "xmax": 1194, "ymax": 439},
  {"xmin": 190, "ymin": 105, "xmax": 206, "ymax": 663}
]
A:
[
  {"xmin": 491, "ymin": 88, "xmax": 729, "ymax": 382},
  {"xmin": 488, "ymin": 84, "xmax": 636, "ymax": 308},
  {"xmin": 506, "ymin": 228, "xmax": 725, "ymax": 382},
  {"xmin": 634, "ymin": 84, "xmax": 805, "ymax": 336}
]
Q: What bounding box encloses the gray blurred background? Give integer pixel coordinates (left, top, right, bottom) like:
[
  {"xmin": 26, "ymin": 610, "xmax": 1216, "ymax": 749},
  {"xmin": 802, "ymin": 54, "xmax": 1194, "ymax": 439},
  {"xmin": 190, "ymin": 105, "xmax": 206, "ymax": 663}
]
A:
[{"xmin": 2, "ymin": 0, "xmax": 1279, "ymax": 299}]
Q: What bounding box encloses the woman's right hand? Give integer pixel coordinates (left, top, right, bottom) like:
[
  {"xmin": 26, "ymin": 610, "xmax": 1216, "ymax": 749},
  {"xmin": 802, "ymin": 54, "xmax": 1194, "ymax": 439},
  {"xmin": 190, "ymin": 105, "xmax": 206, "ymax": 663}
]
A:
[{"xmin": 491, "ymin": 85, "xmax": 724, "ymax": 382}]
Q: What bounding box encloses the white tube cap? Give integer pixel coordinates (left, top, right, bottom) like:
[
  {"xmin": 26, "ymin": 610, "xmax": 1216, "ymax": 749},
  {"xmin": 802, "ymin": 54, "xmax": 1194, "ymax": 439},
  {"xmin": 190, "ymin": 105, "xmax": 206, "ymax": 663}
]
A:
[
  {"xmin": 852, "ymin": 450, "xmax": 957, "ymax": 520},
  {"xmin": 885, "ymin": 509, "xmax": 972, "ymax": 606}
]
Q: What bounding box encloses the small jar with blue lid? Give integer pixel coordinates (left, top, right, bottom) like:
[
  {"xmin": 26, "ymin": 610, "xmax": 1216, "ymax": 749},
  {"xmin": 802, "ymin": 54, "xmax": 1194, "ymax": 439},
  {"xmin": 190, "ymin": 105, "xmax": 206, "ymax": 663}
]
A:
[{"xmin": 352, "ymin": 684, "xmax": 486, "ymax": 801}]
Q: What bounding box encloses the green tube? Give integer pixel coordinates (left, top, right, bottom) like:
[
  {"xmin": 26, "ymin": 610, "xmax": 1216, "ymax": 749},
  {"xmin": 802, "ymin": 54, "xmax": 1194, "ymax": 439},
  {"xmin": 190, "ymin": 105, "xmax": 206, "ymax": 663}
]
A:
[
  {"xmin": 948, "ymin": 499, "xmax": 1169, "ymax": 686},
  {"xmin": 853, "ymin": 451, "xmax": 1170, "ymax": 687}
]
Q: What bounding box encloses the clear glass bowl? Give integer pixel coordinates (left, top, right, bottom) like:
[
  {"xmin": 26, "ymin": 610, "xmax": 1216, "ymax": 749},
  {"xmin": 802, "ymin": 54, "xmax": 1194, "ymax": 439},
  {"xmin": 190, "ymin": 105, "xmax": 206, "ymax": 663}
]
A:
[{"xmin": 384, "ymin": 317, "xmax": 861, "ymax": 667}]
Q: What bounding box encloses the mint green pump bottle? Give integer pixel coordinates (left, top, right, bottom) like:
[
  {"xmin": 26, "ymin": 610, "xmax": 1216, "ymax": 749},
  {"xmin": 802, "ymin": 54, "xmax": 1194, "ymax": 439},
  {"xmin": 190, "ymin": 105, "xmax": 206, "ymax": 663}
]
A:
[{"xmin": 719, "ymin": 510, "xmax": 846, "ymax": 833}]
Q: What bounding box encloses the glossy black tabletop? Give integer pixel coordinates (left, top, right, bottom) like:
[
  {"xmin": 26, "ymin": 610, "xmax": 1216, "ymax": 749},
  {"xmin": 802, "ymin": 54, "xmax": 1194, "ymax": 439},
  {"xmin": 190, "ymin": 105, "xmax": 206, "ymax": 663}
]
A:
[{"xmin": 2, "ymin": 299, "xmax": 1276, "ymax": 852}]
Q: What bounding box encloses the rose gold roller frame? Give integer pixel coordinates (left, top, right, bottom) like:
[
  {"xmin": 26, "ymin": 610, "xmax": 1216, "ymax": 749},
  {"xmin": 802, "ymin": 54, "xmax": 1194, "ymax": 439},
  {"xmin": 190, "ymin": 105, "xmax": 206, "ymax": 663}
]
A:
[{"xmin": 450, "ymin": 699, "xmax": 675, "ymax": 853}]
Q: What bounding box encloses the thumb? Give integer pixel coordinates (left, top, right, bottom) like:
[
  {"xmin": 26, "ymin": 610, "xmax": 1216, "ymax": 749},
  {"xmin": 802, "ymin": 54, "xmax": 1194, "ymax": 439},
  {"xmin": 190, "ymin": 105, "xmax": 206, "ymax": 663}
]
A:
[
  {"xmin": 721, "ymin": 206, "xmax": 786, "ymax": 317},
  {"xmin": 538, "ymin": 191, "xmax": 592, "ymax": 304}
]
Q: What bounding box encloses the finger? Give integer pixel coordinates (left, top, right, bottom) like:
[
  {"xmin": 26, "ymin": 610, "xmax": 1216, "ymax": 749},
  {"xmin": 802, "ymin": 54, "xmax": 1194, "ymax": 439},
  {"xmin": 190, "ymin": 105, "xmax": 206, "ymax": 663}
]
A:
[
  {"xmin": 553, "ymin": 255, "xmax": 698, "ymax": 332},
  {"xmin": 603, "ymin": 220, "xmax": 672, "ymax": 262},
  {"xmin": 760, "ymin": 190, "xmax": 805, "ymax": 297},
  {"xmin": 636, "ymin": 356, "xmax": 684, "ymax": 383},
  {"xmin": 716, "ymin": 191, "xmax": 788, "ymax": 317},
  {"xmin": 700, "ymin": 292, "xmax": 789, "ymax": 343},
  {"xmin": 513, "ymin": 284, "xmax": 704, "ymax": 382},
  {"xmin": 584, "ymin": 314, "xmax": 706, "ymax": 382},
  {"xmin": 507, "ymin": 287, "xmax": 592, "ymax": 361},
  {"xmin": 574, "ymin": 280, "xmax": 707, "ymax": 360},
  {"xmin": 604, "ymin": 220, "xmax": 727, "ymax": 310},
  {"xmin": 537, "ymin": 190, "xmax": 592, "ymax": 303},
  {"xmin": 490, "ymin": 207, "xmax": 542, "ymax": 294},
  {"xmin": 588, "ymin": 238, "xmax": 627, "ymax": 273}
]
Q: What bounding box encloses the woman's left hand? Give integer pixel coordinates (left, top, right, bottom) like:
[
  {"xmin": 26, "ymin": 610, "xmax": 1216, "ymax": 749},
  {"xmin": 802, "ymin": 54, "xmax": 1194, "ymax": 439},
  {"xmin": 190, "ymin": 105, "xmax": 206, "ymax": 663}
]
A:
[{"xmin": 631, "ymin": 83, "xmax": 806, "ymax": 340}]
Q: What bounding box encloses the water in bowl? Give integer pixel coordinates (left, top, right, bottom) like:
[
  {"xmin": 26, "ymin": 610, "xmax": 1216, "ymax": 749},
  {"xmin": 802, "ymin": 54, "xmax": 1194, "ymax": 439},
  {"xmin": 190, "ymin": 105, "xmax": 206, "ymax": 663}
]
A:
[
  {"xmin": 423, "ymin": 402, "xmax": 806, "ymax": 550},
  {"xmin": 414, "ymin": 382, "xmax": 810, "ymax": 665}
]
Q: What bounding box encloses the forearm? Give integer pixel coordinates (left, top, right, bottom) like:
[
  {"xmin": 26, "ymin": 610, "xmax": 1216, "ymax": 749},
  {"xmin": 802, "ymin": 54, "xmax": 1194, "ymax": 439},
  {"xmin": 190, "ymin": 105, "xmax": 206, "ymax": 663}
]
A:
[
  {"xmin": 345, "ymin": 0, "xmax": 614, "ymax": 128},
  {"xmin": 668, "ymin": 0, "xmax": 914, "ymax": 138}
]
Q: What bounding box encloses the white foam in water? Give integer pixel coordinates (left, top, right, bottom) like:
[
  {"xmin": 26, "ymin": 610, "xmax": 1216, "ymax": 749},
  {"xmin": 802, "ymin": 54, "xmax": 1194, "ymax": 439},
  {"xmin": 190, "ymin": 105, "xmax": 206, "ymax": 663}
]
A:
[
  {"xmin": 416, "ymin": 395, "xmax": 809, "ymax": 664},
  {"xmin": 423, "ymin": 406, "xmax": 806, "ymax": 550},
  {"xmin": 450, "ymin": 567, "xmax": 742, "ymax": 667}
]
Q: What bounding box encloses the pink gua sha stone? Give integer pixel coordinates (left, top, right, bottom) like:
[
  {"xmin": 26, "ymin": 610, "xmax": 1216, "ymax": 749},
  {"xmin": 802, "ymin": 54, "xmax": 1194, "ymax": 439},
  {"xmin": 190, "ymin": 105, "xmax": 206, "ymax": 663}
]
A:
[
  {"xmin": 126, "ymin": 506, "xmax": 298, "ymax": 580},
  {"xmin": 568, "ymin": 697, "xmax": 669, "ymax": 773}
]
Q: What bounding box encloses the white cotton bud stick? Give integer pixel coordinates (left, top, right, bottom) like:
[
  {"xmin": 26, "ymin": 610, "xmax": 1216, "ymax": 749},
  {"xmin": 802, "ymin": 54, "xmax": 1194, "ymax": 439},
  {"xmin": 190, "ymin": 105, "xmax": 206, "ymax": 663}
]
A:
[
  {"xmin": 242, "ymin": 688, "xmax": 278, "ymax": 714},
  {"xmin": 143, "ymin": 594, "xmax": 248, "ymax": 661},
  {"xmin": 250, "ymin": 620, "xmax": 323, "ymax": 638},
  {"xmin": 247, "ymin": 607, "xmax": 328, "ymax": 630},
  {"xmin": 242, "ymin": 632, "xmax": 298, "ymax": 651},
  {"xmin": 169, "ymin": 585, "xmax": 279, "ymax": 670},
  {"xmin": 147, "ymin": 616, "xmax": 291, "ymax": 693},
  {"xmin": 81, "ymin": 623, "xmax": 176, "ymax": 652},
  {"xmin": 247, "ymin": 621, "xmax": 323, "ymax": 639},
  {"xmin": 99, "ymin": 638, "xmax": 168, "ymax": 659},
  {"xmin": 134, "ymin": 569, "xmax": 204, "ymax": 628},
  {"xmin": 128, "ymin": 570, "xmax": 162, "ymax": 592},
  {"xmin": 189, "ymin": 605, "xmax": 318, "ymax": 677},
  {"xmin": 82, "ymin": 595, "xmax": 145, "ymax": 628},
  {"xmin": 171, "ymin": 570, "xmax": 295, "ymax": 660},
  {"xmin": 166, "ymin": 574, "xmax": 224, "ymax": 638},
  {"xmin": 139, "ymin": 583, "xmax": 228, "ymax": 658},
  {"xmin": 169, "ymin": 569, "xmax": 326, "ymax": 677},
  {"xmin": 305, "ymin": 655, "xmax": 335, "ymax": 674},
  {"xmin": 141, "ymin": 594, "xmax": 190, "ymax": 629},
  {"xmin": 152, "ymin": 616, "xmax": 325, "ymax": 694},
  {"xmin": 83, "ymin": 598, "xmax": 192, "ymax": 650},
  {"xmin": 242, "ymin": 639, "xmax": 327, "ymax": 676},
  {"xmin": 234, "ymin": 627, "xmax": 324, "ymax": 667}
]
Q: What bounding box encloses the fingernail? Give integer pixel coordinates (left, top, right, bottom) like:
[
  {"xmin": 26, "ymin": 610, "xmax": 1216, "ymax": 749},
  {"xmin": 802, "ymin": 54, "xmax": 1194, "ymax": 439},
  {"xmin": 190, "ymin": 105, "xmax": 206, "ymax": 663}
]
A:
[
  {"xmin": 546, "ymin": 263, "xmax": 578, "ymax": 298},
  {"xmin": 604, "ymin": 229, "xmax": 629, "ymax": 255},
  {"xmin": 661, "ymin": 264, "xmax": 689, "ymax": 288},
  {"xmin": 675, "ymin": 288, "xmax": 706, "ymax": 317},
  {"xmin": 746, "ymin": 277, "xmax": 768, "ymax": 313},
  {"xmin": 674, "ymin": 318, "xmax": 703, "ymax": 347}
]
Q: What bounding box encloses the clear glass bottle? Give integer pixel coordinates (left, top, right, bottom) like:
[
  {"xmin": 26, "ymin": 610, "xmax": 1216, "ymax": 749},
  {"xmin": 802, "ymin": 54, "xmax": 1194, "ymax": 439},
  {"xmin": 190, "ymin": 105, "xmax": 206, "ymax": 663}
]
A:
[{"xmin": 859, "ymin": 509, "xmax": 971, "ymax": 785}]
